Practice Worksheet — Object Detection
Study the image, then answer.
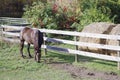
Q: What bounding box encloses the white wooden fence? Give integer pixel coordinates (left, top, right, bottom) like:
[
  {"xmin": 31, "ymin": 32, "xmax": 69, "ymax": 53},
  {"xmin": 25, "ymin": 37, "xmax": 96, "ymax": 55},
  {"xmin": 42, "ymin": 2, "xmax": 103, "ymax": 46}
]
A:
[
  {"xmin": 1, "ymin": 25, "xmax": 120, "ymax": 70},
  {"xmin": 0, "ymin": 17, "xmax": 29, "ymax": 25}
]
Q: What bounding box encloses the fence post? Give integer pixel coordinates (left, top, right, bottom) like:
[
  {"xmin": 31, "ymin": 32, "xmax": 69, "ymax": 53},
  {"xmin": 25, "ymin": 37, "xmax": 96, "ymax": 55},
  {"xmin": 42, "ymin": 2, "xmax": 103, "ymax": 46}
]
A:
[
  {"xmin": 118, "ymin": 39, "xmax": 120, "ymax": 70},
  {"xmin": 43, "ymin": 33, "xmax": 47, "ymax": 55},
  {"xmin": 0, "ymin": 26, "xmax": 2, "ymax": 39},
  {"xmin": 1, "ymin": 26, "xmax": 5, "ymax": 46},
  {"xmin": 74, "ymin": 36, "xmax": 78, "ymax": 62},
  {"xmin": 2, "ymin": 26, "xmax": 5, "ymax": 38}
]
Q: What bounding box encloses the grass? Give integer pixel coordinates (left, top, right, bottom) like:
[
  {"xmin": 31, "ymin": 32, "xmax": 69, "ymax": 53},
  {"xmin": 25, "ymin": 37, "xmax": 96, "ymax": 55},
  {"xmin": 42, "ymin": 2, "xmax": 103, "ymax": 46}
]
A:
[
  {"xmin": 49, "ymin": 50, "xmax": 120, "ymax": 74},
  {"xmin": 75, "ymin": 55, "xmax": 120, "ymax": 74},
  {"xmin": 0, "ymin": 42, "xmax": 120, "ymax": 80},
  {"xmin": 48, "ymin": 43, "xmax": 120, "ymax": 74},
  {"xmin": 0, "ymin": 42, "xmax": 75, "ymax": 80}
]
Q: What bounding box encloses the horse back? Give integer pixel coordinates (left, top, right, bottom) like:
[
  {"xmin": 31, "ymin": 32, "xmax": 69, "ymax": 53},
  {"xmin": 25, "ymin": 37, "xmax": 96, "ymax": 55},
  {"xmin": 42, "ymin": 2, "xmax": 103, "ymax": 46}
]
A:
[{"xmin": 20, "ymin": 27, "xmax": 43, "ymax": 46}]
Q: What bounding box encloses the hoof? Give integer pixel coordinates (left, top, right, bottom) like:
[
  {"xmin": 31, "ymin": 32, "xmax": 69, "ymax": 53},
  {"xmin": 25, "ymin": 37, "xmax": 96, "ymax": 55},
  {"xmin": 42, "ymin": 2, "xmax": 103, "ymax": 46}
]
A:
[
  {"xmin": 22, "ymin": 55, "xmax": 26, "ymax": 58},
  {"xmin": 37, "ymin": 61, "xmax": 40, "ymax": 63},
  {"xmin": 29, "ymin": 55, "xmax": 33, "ymax": 58}
]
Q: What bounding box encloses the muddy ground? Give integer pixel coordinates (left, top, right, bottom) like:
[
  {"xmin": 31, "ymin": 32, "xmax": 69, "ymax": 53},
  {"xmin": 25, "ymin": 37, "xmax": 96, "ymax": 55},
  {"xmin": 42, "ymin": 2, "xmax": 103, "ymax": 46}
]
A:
[{"xmin": 50, "ymin": 63, "xmax": 120, "ymax": 80}]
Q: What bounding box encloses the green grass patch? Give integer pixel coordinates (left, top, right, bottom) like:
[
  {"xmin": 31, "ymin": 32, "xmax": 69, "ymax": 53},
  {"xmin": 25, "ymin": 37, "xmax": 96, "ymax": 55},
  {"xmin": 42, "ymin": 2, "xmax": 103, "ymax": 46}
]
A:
[
  {"xmin": 74, "ymin": 55, "xmax": 120, "ymax": 74},
  {"xmin": 0, "ymin": 41, "xmax": 120, "ymax": 80},
  {"xmin": 0, "ymin": 42, "xmax": 75, "ymax": 80}
]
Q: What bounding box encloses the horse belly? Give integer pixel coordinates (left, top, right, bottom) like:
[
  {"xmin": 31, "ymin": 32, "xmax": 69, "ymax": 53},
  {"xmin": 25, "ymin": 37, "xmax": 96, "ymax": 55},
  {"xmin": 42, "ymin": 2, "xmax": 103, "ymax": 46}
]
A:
[{"xmin": 23, "ymin": 34, "xmax": 33, "ymax": 44}]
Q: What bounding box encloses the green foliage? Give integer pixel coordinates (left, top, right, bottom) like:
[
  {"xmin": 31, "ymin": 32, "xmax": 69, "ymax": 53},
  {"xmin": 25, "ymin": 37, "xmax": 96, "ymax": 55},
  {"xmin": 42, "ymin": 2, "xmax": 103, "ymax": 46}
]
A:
[
  {"xmin": 97, "ymin": 0, "xmax": 120, "ymax": 23},
  {"xmin": 80, "ymin": 0, "xmax": 113, "ymax": 27},
  {"xmin": 23, "ymin": 0, "xmax": 120, "ymax": 31},
  {"xmin": 23, "ymin": 1, "xmax": 45, "ymax": 26},
  {"xmin": 23, "ymin": 1, "xmax": 81, "ymax": 31},
  {"xmin": 80, "ymin": 7, "xmax": 112, "ymax": 27}
]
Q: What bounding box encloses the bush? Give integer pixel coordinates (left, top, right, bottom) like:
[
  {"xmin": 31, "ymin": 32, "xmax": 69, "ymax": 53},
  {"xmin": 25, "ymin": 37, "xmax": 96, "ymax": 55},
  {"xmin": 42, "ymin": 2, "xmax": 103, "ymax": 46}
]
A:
[
  {"xmin": 23, "ymin": 0, "xmax": 115, "ymax": 31},
  {"xmin": 80, "ymin": 0, "xmax": 113, "ymax": 27},
  {"xmin": 97, "ymin": 0, "xmax": 120, "ymax": 23},
  {"xmin": 23, "ymin": 1, "xmax": 81, "ymax": 31},
  {"xmin": 23, "ymin": 1, "xmax": 44, "ymax": 27}
]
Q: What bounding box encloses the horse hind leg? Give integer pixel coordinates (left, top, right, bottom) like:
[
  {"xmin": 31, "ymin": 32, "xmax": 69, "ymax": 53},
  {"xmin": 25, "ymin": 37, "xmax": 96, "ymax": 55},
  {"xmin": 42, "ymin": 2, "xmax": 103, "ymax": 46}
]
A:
[
  {"xmin": 27, "ymin": 43, "xmax": 32, "ymax": 58},
  {"xmin": 20, "ymin": 40, "xmax": 26, "ymax": 58},
  {"xmin": 34, "ymin": 48, "xmax": 37, "ymax": 61}
]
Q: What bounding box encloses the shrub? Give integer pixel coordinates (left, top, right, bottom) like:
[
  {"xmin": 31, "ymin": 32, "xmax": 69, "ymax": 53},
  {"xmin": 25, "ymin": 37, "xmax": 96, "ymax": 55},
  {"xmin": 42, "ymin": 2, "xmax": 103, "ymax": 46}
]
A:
[
  {"xmin": 97, "ymin": 0, "xmax": 120, "ymax": 23},
  {"xmin": 23, "ymin": 1, "xmax": 44, "ymax": 27},
  {"xmin": 80, "ymin": 0, "xmax": 113, "ymax": 27},
  {"xmin": 23, "ymin": 1, "xmax": 81, "ymax": 31},
  {"xmin": 23, "ymin": 0, "xmax": 115, "ymax": 31}
]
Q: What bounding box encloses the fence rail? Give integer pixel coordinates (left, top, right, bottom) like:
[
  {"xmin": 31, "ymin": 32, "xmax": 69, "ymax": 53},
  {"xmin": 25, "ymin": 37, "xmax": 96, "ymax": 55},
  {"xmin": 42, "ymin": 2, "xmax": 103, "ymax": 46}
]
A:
[
  {"xmin": 1, "ymin": 25, "xmax": 120, "ymax": 70},
  {"xmin": 2, "ymin": 31, "xmax": 120, "ymax": 51},
  {"xmin": 2, "ymin": 25, "xmax": 120, "ymax": 40},
  {"xmin": 0, "ymin": 17, "xmax": 30, "ymax": 26}
]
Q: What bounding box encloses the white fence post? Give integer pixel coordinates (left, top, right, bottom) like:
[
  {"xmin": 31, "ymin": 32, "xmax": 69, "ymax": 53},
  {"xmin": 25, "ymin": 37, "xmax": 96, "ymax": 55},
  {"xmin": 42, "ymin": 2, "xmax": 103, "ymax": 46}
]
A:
[
  {"xmin": 118, "ymin": 39, "xmax": 120, "ymax": 70},
  {"xmin": 74, "ymin": 36, "xmax": 78, "ymax": 62},
  {"xmin": 1, "ymin": 26, "xmax": 5, "ymax": 40},
  {"xmin": 43, "ymin": 33, "xmax": 47, "ymax": 55}
]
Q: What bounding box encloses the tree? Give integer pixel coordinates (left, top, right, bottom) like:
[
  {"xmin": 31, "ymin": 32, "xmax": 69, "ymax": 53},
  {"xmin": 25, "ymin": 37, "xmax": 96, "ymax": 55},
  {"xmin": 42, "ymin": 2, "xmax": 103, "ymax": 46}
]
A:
[{"xmin": 0, "ymin": 0, "xmax": 36, "ymax": 17}]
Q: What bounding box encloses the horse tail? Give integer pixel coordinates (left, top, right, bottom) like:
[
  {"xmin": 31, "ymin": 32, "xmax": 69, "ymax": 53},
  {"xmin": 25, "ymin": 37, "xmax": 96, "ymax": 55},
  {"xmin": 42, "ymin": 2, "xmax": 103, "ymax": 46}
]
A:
[
  {"xmin": 34, "ymin": 30, "xmax": 43, "ymax": 48},
  {"xmin": 20, "ymin": 28, "xmax": 24, "ymax": 40},
  {"xmin": 38, "ymin": 30, "xmax": 44, "ymax": 47}
]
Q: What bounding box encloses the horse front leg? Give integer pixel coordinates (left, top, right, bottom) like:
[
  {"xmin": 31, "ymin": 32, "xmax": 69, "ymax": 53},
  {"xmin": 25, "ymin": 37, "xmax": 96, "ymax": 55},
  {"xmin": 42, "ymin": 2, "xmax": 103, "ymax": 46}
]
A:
[
  {"xmin": 27, "ymin": 43, "xmax": 32, "ymax": 58},
  {"xmin": 20, "ymin": 40, "xmax": 26, "ymax": 58},
  {"xmin": 36, "ymin": 49, "xmax": 41, "ymax": 63},
  {"xmin": 34, "ymin": 48, "xmax": 37, "ymax": 61},
  {"xmin": 34, "ymin": 48, "xmax": 41, "ymax": 63}
]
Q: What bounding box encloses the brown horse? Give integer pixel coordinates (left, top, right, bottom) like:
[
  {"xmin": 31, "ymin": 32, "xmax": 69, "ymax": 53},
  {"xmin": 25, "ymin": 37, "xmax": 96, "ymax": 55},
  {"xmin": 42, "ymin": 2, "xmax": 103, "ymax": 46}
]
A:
[{"xmin": 20, "ymin": 27, "xmax": 43, "ymax": 63}]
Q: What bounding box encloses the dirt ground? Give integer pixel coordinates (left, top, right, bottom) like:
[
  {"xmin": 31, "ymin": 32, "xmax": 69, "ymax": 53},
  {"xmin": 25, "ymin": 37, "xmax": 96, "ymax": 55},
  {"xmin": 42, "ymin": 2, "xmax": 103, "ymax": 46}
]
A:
[{"xmin": 50, "ymin": 63, "xmax": 120, "ymax": 80}]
